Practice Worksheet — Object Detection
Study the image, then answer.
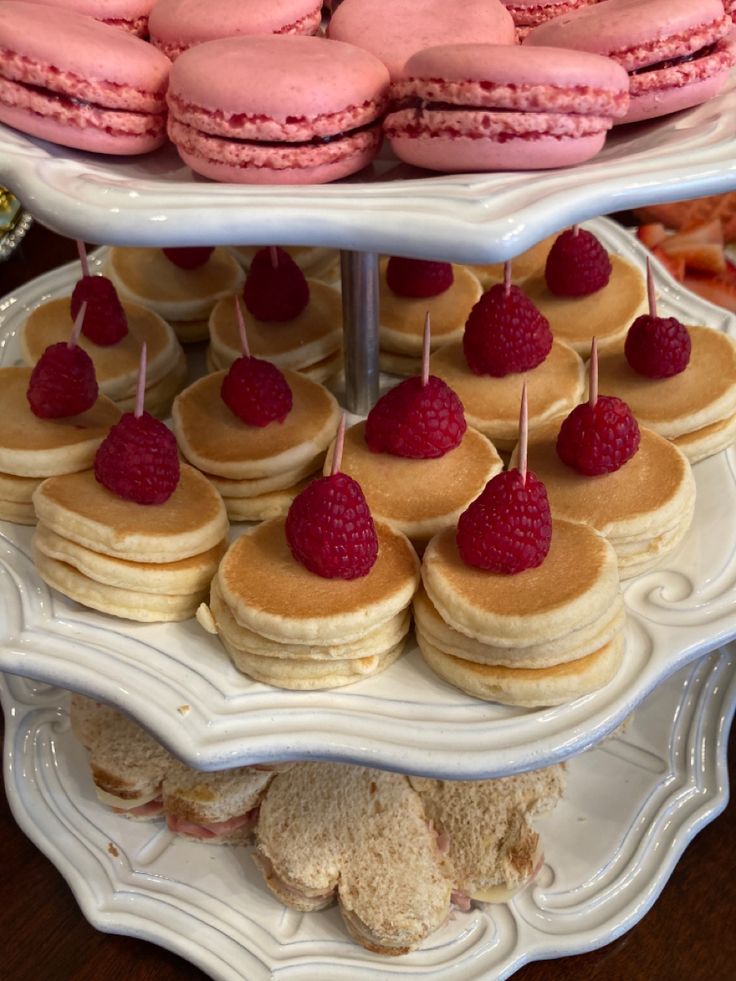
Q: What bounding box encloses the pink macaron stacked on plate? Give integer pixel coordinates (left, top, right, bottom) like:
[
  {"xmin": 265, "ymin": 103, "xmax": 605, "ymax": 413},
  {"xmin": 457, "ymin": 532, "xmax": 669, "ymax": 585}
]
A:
[
  {"xmin": 384, "ymin": 43, "xmax": 629, "ymax": 172},
  {"xmin": 502, "ymin": 0, "xmax": 596, "ymax": 41},
  {"xmin": 18, "ymin": 0, "xmax": 156, "ymax": 35},
  {"xmin": 526, "ymin": 0, "xmax": 736, "ymax": 124},
  {"xmin": 149, "ymin": 0, "xmax": 323, "ymax": 61},
  {"xmin": 0, "ymin": 1, "xmax": 171, "ymax": 154},
  {"xmin": 166, "ymin": 34, "xmax": 390, "ymax": 183},
  {"xmin": 327, "ymin": 0, "xmax": 516, "ymax": 80}
]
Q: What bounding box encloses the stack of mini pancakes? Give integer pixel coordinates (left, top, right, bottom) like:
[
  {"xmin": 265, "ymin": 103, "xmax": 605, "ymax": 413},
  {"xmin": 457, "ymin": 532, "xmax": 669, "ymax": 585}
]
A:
[
  {"xmin": 378, "ymin": 258, "xmax": 482, "ymax": 377},
  {"xmin": 104, "ymin": 246, "xmax": 245, "ymax": 344},
  {"xmin": 230, "ymin": 245, "xmax": 340, "ymax": 285},
  {"xmin": 172, "ymin": 369, "xmax": 341, "ymax": 522},
  {"xmin": 596, "ymin": 325, "xmax": 736, "ymax": 464},
  {"xmin": 207, "ymin": 279, "xmax": 343, "ymax": 385},
  {"xmin": 0, "ymin": 366, "xmax": 121, "ymax": 525},
  {"xmin": 22, "ymin": 296, "xmax": 187, "ymax": 417},
  {"xmin": 197, "ymin": 516, "xmax": 420, "ymax": 689},
  {"xmin": 415, "ymin": 519, "xmax": 625, "ymax": 707},
  {"xmin": 31, "ymin": 464, "xmax": 228, "ymax": 622},
  {"xmin": 512, "ymin": 418, "xmax": 696, "ymax": 579}
]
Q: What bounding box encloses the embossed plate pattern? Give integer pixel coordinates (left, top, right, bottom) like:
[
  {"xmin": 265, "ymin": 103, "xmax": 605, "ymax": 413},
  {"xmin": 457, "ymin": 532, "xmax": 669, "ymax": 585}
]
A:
[
  {"xmin": 2, "ymin": 648, "xmax": 734, "ymax": 980},
  {"xmin": 1, "ymin": 76, "xmax": 736, "ymax": 262},
  {"xmin": 1, "ymin": 219, "xmax": 736, "ymax": 777}
]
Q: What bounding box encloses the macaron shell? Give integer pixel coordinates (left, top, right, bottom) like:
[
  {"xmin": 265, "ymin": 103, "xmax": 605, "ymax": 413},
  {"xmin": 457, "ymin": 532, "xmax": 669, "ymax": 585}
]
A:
[
  {"xmin": 328, "ymin": 0, "xmax": 516, "ymax": 79},
  {"xmin": 0, "ymin": 3, "xmax": 171, "ymax": 91},
  {"xmin": 17, "ymin": 0, "xmax": 155, "ymax": 34},
  {"xmin": 149, "ymin": 0, "xmax": 322, "ymax": 59},
  {"xmin": 524, "ymin": 0, "xmax": 730, "ymax": 64},
  {"xmin": 624, "ymin": 63, "xmax": 733, "ymax": 124},
  {"xmin": 167, "ymin": 35, "xmax": 389, "ymax": 123}
]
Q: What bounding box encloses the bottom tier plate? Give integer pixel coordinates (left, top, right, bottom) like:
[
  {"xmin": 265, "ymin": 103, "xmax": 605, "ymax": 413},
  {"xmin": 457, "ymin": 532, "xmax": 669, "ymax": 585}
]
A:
[{"xmin": 2, "ymin": 647, "xmax": 735, "ymax": 980}]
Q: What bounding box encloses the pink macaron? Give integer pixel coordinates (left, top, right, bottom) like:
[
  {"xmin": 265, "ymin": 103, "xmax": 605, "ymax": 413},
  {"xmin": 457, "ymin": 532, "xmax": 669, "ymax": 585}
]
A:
[
  {"xmin": 502, "ymin": 0, "xmax": 596, "ymax": 41},
  {"xmin": 327, "ymin": 0, "xmax": 516, "ymax": 80},
  {"xmin": 384, "ymin": 43, "xmax": 630, "ymax": 173},
  {"xmin": 166, "ymin": 35, "xmax": 390, "ymax": 184},
  {"xmin": 17, "ymin": 0, "xmax": 156, "ymax": 35},
  {"xmin": 525, "ymin": 0, "xmax": 736, "ymax": 124},
  {"xmin": 0, "ymin": 2, "xmax": 171, "ymax": 154},
  {"xmin": 149, "ymin": 0, "xmax": 323, "ymax": 61}
]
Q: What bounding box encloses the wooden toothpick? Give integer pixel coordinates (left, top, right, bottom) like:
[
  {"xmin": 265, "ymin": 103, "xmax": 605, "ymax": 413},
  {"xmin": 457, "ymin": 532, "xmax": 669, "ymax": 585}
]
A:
[
  {"xmin": 503, "ymin": 260, "xmax": 512, "ymax": 297},
  {"xmin": 135, "ymin": 342, "xmax": 147, "ymax": 418},
  {"xmin": 331, "ymin": 414, "xmax": 346, "ymax": 476},
  {"xmin": 589, "ymin": 337, "xmax": 598, "ymax": 407},
  {"xmin": 646, "ymin": 257, "xmax": 657, "ymax": 318},
  {"xmin": 76, "ymin": 240, "xmax": 90, "ymax": 279},
  {"xmin": 68, "ymin": 302, "xmax": 87, "ymax": 348},
  {"xmin": 235, "ymin": 296, "xmax": 251, "ymax": 358},
  {"xmin": 518, "ymin": 381, "xmax": 528, "ymax": 487},
  {"xmin": 269, "ymin": 246, "xmax": 279, "ymax": 269},
  {"xmin": 421, "ymin": 311, "xmax": 431, "ymax": 387}
]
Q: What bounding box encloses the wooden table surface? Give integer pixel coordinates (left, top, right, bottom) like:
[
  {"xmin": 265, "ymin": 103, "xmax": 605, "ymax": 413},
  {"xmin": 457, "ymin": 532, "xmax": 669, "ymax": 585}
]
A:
[{"xmin": 1, "ymin": 223, "xmax": 735, "ymax": 981}]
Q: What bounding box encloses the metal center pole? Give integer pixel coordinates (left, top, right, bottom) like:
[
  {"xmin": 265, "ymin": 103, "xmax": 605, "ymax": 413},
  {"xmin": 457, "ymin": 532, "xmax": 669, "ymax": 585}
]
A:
[{"xmin": 340, "ymin": 249, "xmax": 380, "ymax": 416}]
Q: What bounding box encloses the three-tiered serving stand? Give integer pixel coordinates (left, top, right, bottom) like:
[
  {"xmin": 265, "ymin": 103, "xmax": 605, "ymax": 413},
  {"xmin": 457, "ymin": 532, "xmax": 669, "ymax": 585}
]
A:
[{"xmin": 2, "ymin": 73, "xmax": 736, "ymax": 977}]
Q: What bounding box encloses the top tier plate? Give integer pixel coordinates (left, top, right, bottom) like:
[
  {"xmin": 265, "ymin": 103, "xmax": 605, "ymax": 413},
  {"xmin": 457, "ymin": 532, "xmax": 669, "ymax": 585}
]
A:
[{"xmin": 2, "ymin": 76, "xmax": 736, "ymax": 262}]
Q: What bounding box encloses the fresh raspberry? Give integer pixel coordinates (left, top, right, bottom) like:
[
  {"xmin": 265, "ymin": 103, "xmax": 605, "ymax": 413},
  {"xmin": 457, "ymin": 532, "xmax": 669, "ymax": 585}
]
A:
[
  {"xmin": 456, "ymin": 470, "xmax": 552, "ymax": 574},
  {"xmin": 94, "ymin": 412, "xmax": 180, "ymax": 504},
  {"xmin": 70, "ymin": 276, "xmax": 128, "ymax": 346},
  {"xmin": 556, "ymin": 396, "xmax": 640, "ymax": 475},
  {"xmin": 462, "ymin": 284, "xmax": 552, "ymax": 376},
  {"xmin": 243, "ymin": 247, "xmax": 309, "ymax": 321},
  {"xmin": 26, "ymin": 342, "xmax": 98, "ymax": 418},
  {"xmin": 162, "ymin": 246, "xmax": 215, "ymax": 270},
  {"xmin": 624, "ymin": 314, "xmax": 691, "ymax": 378},
  {"xmin": 385, "ymin": 257, "xmax": 454, "ymax": 298},
  {"xmin": 364, "ymin": 375, "xmax": 466, "ymax": 458},
  {"xmin": 545, "ymin": 229, "xmax": 612, "ymax": 297},
  {"xmin": 221, "ymin": 356, "xmax": 293, "ymax": 426},
  {"xmin": 285, "ymin": 472, "xmax": 378, "ymax": 579}
]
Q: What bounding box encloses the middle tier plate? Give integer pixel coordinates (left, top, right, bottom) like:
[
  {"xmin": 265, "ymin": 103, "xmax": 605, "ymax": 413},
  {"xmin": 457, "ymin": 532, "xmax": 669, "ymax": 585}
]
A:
[{"xmin": 2, "ymin": 220, "xmax": 736, "ymax": 777}]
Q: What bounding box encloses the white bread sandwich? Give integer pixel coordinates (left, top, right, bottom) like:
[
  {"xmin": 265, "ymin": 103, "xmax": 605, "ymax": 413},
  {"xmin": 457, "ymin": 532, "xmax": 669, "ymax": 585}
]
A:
[
  {"xmin": 70, "ymin": 694, "xmax": 172, "ymax": 820},
  {"xmin": 253, "ymin": 760, "xmax": 565, "ymax": 955},
  {"xmin": 70, "ymin": 694, "xmax": 288, "ymax": 836}
]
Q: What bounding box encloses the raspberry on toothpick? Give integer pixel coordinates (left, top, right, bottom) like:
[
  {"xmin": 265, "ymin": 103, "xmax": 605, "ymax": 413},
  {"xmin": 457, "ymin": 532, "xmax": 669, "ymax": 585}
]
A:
[
  {"xmin": 285, "ymin": 414, "xmax": 379, "ymax": 580},
  {"xmin": 162, "ymin": 246, "xmax": 215, "ymax": 270},
  {"xmin": 544, "ymin": 225, "xmax": 612, "ymax": 297},
  {"xmin": 456, "ymin": 383, "xmax": 552, "ymax": 573},
  {"xmin": 556, "ymin": 338, "xmax": 640, "ymax": 475},
  {"xmin": 220, "ymin": 296, "xmax": 293, "ymax": 426},
  {"xmin": 242, "ymin": 246, "xmax": 310, "ymax": 321},
  {"xmin": 94, "ymin": 342, "xmax": 180, "ymax": 505},
  {"xmin": 463, "ymin": 260, "xmax": 553, "ymax": 376},
  {"xmin": 364, "ymin": 312, "xmax": 467, "ymax": 457},
  {"xmin": 27, "ymin": 301, "xmax": 99, "ymax": 418},
  {"xmin": 624, "ymin": 258, "xmax": 691, "ymax": 378},
  {"xmin": 70, "ymin": 240, "xmax": 128, "ymax": 346},
  {"xmin": 385, "ymin": 255, "xmax": 454, "ymax": 298}
]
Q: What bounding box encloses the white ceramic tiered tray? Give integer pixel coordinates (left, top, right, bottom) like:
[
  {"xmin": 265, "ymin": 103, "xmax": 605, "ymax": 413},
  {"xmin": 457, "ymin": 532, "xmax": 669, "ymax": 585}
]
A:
[
  {"xmin": 2, "ymin": 646, "xmax": 733, "ymax": 980},
  {"xmin": 1, "ymin": 74, "xmax": 736, "ymax": 261},
  {"xmin": 1, "ymin": 218, "xmax": 736, "ymax": 777}
]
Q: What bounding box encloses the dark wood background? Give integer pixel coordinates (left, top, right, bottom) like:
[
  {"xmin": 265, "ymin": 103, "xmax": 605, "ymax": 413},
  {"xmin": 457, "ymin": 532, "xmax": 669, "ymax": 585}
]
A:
[{"xmin": 1, "ymin": 223, "xmax": 735, "ymax": 980}]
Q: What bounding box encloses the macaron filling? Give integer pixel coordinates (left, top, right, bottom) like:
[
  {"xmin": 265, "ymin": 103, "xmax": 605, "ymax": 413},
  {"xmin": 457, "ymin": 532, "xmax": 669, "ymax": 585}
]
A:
[{"xmin": 626, "ymin": 35, "xmax": 735, "ymax": 97}]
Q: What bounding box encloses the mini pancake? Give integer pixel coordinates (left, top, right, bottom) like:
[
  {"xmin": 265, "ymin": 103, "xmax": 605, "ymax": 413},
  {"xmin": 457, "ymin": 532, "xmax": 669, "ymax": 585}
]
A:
[
  {"xmin": 231, "ymin": 245, "xmax": 340, "ymax": 284},
  {"xmin": 33, "ymin": 523, "xmax": 227, "ymax": 595},
  {"xmin": 422, "ymin": 519, "xmax": 621, "ymax": 647},
  {"xmin": 0, "ymin": 498, "xmax": 35, "ymax": 524},
  {"xmin": 379, "ymin": 350, "xmax": 422, "ymax": 377},
  {"xmin": 208, "ymin": 279, "xmax": 342, "ymax": 371},
  {"xmin": 522, "ymin": 255, "xmax": 647, "ymax": 355},
  {"xmin": 0, "ymin": 367, "xmax": 122, "ymax": 478},
  {"xmin": 32, "ymin": 547, "xmax": 210, "ymax": 622},
  {"xmin": 172, "ymin": 369, "xmax": 340, "ymax": 480},
  {"xmin": 673, "ymin": 410, "xmax": 736, "ymax": 464},
  {"xmin": 218, "ymin": 636, "xmax": 406, "ymax": 690},
  {"xmin": 32, "ymin": 464, "xmax": 229, "ymax": 563},
  {"xmin": 114, "ymin": 347, "xmax": 188, "ymax": 417},
  {"xmin": 206, "ymin": 345, "xmax": 343, "ymax": 383},
  {"xmin": 22, "ymin": 297, "xmax": 183, "ymax": 401},
  {"xmin": 417, "ymin": 631, "xmax": 624, "ymax": 707},
  {"xmin": 511, "ymin": 420, "xmax": 696, "ymax": 573},
  {"xmin": 204, "ymin": 576, "xmax": 411, "ymax": 660},
  {"xmin": 430, "ymin": 338, "xmax": 585, "ymax": 450},
  {"xmin": 220, "ymin": 477, "xmax": 311, "ymax": 522},
  {"xmin": 413, "ymin": 586, "xmax": 626, "ymax": 668},
  {"xmin": 466, "ymin": 235, "xmax": 556, "ymax": 290},
  {"xmin": 323, "ymin": 421, "xmax": 503, "ymax": 543},
  {"xmin": 217, "ymin": 517, "xmax": 420, "ymax": 644},
  {"xmin": 379, "ymin": 259, "xmax": 483, "ymax": 356},
  {"xmin": 0, "ymin": 470, "xmax": 42, "ymax": 503},
  {"xmin": 104, "ymin": 246, "xmax": 245, "ymax": 342},
  {"xmin": 204, "ymin": 457, "xmax": 322, "ymax": 498},
  {"xmin": 596, "ymin": 326, "xmax": 736, "ymax": 454}
]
